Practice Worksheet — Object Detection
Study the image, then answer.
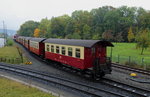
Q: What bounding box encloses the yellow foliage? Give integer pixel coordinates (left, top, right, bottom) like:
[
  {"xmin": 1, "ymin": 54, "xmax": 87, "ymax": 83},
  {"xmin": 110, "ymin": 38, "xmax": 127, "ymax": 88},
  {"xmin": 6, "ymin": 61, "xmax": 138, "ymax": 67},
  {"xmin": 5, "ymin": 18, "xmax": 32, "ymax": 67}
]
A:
[
  {"xmin": 34, "ymin": 28, "xmax": 40, "ymax": 37},
  {"xmin": 128, "ymin": 27, "xmax": 134, "ymax": 42}
]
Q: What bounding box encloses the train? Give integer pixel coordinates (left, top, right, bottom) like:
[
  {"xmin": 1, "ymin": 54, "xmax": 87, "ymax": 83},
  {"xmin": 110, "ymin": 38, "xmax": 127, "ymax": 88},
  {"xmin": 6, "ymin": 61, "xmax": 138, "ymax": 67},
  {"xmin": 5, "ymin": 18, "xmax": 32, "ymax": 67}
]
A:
[{"xmin": 14, "ymin": 36, "xmax": 114, "ymax": 79}]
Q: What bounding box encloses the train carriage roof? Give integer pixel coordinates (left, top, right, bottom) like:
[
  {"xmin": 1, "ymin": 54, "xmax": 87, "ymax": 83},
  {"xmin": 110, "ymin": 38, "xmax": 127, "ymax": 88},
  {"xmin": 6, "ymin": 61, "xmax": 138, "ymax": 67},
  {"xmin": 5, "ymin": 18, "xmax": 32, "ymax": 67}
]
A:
[
  {"xmin": 44, "ymin": 39, "xmax": 114, "ymax": 48},
  {"xmin": 30, "ymin": 38, "xmax": 46, "ymax": 42},
  {"xmin": 24, "ymin": 37, "xmax": 32, "ymax": 40},
  {"xmin": 18, "ymin": 36, "xmax": 26, "ymax": 39}
]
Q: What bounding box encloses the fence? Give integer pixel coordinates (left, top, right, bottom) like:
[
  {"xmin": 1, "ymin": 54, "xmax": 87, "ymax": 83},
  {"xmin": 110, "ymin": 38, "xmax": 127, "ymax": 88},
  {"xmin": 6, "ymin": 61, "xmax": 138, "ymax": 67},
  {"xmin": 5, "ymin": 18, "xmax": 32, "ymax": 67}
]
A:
[
  {"xmin": 0, "ymin": 57, "xmax": 23, "ymax": 64},
  {"xmin": 111, "ymin": 55, "xmax": 150, "ymax": 70}
]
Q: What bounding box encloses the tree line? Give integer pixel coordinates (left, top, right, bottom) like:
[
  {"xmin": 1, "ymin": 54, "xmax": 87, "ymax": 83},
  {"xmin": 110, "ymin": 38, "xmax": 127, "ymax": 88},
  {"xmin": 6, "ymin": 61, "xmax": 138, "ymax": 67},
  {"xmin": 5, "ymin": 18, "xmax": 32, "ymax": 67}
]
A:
[{"xmin": 17, "ymin": 6, "xmax": 150, "ymax": 54}]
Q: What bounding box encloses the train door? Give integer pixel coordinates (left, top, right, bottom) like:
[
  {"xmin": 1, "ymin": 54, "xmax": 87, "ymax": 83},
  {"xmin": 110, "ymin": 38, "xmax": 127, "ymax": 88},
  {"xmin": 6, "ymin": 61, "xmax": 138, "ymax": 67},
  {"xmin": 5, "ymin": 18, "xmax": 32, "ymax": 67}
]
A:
[
  {"xmin": 28, "ymin": 40, "xmax": 30, "ymax": 50},
  {"xmin": 95, "ymin": 45, "xmax": 106, "ymax": 64}
]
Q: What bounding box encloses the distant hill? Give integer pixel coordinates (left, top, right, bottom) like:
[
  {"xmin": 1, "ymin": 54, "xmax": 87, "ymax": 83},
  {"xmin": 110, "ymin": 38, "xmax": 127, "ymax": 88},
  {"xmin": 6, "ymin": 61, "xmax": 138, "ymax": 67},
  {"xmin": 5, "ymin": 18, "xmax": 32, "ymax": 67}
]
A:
[{"xmin": 0, "ymin": 29, "xmax": 16, "ymax": 36}]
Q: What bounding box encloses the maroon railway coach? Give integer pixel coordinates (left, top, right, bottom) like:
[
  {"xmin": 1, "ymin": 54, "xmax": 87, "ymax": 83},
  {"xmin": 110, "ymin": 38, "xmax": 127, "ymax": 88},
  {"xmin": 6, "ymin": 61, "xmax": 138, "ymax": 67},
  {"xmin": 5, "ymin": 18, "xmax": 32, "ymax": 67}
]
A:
[
  {"xmin": 44, "ymin": 39, "xmax": 113, "ymax": 77},
  {"xmin": 29, "ymin": 38, "xmax": 46, "ymax": 56},
  {"xmin": 17, "ymin": 36, "xmax": 25, "ymax": 44},
  {"xmin": 24, "ymin": 37, "xmax": 32, "ymax": 50}
]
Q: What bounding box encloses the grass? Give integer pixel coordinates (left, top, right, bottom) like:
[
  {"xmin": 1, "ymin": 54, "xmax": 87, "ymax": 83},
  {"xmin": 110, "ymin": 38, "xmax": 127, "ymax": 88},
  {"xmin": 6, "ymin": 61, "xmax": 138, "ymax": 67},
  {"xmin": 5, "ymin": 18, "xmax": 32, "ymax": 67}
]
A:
[
  {"xmin": 107, "ymin": 43, "xmax": 150, "ymax": 66},
  {"xmin": 0, "ymin": 77, "xmax": 55, "ymax": 97},
  {"xmin": 0, "ymin": 46, "xmax": 28, "ymax": 64},
  {"xmin": 0, "ymin": 46, "xmax": 20, "ymax": 58}
]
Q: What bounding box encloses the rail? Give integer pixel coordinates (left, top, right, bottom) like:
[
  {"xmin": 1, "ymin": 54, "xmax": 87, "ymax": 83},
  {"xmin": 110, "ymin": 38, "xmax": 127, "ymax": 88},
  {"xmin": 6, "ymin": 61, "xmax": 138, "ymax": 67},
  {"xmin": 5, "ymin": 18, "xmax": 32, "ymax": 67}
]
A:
[
  {"xmin": 112, "ymin": 63, "xmax": 150, "ymax": 76},
  {"xmin": 0, "ymin": 63, "xmax": 150, "ymax": 97}
]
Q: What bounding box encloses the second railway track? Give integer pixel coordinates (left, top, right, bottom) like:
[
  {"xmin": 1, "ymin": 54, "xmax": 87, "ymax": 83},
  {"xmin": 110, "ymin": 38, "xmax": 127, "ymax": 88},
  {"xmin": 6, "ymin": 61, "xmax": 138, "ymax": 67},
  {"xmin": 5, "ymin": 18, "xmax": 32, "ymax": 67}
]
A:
[
  {"xmin": 112, "ymin": 63, "xmax": 150, "ymax": 76},
  {"xmin": 0, "ymin": 63, "xmax": 150, "ymax": 97}
]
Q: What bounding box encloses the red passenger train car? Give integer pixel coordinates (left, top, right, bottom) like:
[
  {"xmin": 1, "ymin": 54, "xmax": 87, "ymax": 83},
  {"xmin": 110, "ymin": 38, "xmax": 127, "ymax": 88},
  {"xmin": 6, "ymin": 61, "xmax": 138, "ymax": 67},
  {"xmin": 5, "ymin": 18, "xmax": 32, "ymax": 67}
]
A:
[
  {"xmin": 29, "ymin": 38, "xmax": 46, "ymax": 56},
  {"xmin": 44, "ymin": 39, "xmax": 113, "ymax": 77},
  {"xmin": 24, "ymin": 37, "xmax": 32, "ymax": 50},
  {"xmin": 14, "ymin": 36, "xmax": 113, "ymax": 78}
]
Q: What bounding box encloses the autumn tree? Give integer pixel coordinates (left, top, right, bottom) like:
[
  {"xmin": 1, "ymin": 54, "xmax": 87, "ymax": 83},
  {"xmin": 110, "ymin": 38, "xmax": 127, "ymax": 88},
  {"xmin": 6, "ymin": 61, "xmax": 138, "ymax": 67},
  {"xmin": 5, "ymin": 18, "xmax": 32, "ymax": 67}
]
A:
[
  {"xmin": 17, "ymin": 20, "xmax": 39, "ymax": 36},
  {"xmin": 102, "ymin": 30, "xmax": 113, "ymax": 41},
  {"xmin": 17, "ymin": 6, "xmax": 150, "ymax": 41},
  {"xmin": 115, "ymin": 32, "xmax": 124, "ymax": 43},
  {"xmin": 136, "ymin": 29, "xmax": 150, "ymax": 55},
  {"xmin": 128, "ymin": 26, "xmax": 134, "ymax": 42},
  {"xmin": 38, "ymin": 18, "xmax": 51, "ymax": 38},
  {"xmin": 34, "ymin": 28, "xmax": 40, "ymax": 37}
]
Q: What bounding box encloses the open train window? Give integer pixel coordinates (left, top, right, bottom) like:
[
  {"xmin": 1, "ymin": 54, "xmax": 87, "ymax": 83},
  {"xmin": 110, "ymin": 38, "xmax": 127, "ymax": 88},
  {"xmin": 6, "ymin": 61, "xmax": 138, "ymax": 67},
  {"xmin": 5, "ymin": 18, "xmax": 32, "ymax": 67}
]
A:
[
  {"xmin": 68, "ymin": 47, "xmax": 72, "ymax": 56},
  {"xmin": 47, "ymin": 45, "xmax": 49, "ymax": 51},
  {"xmin": 62, "ymin": 47, "xmax": 65, "ymax": 55},
  {"xmin": 51, "ymin": 45, "xmax": 54, "ymax": 53},
  {"xmin": 76, "ymin": 48, "xmax": 80, "ymax": 58},
  {"xmin": 56, "ymin": 46, "xmax": 59, "ymax": 53}
]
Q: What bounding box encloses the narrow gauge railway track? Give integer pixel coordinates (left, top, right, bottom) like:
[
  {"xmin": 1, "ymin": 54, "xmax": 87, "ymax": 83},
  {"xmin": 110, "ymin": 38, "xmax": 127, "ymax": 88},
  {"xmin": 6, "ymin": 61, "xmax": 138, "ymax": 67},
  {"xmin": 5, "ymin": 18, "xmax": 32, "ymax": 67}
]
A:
[
  {"xmin": 101, "ymin": 78, "xmax": 150, "ymax": 97},
  {"xmin": 112, "ymin": 63, "xmax": 150, "ymax": 76},
  {"xmin": 14, "ymin": 43, "xmax": 150, "ymax": 96},
  {"xmin": 0, "ymin": 63, "xmax": 150, "ymax": 97},
  {"xmin": 0, "ymin": 63, "xmax": 123, "ymax": 97}
]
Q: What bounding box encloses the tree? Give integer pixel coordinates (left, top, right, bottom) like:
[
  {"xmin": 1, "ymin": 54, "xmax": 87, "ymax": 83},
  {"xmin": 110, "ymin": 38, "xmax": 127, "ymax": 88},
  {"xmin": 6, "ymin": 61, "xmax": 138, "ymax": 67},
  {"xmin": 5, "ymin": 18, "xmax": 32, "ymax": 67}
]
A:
[
  {"xmin": 136, "ymin": 29, "xmax": 150, "ymax": 55},
  {"xmin": 91, "ymin": 6, "xmax": 114, "ymax": 39},
  {"xmin": 71, "ymin": 10, "xmax": 92, "ymax": 39},
  {"xmin": 17, "ymin": 21, "xmax": 39, "ymax": 36},
  {"xmin": 51, "ymin": 15, "xmax": 70, "ymax": 38},
  {"xmin": 102, "ymin": 30, "xmax": 113, "ymax": 41},
  {"xmin": 38, "ymin": 18, "xmax": 51, "ymax": 38},
  {"xmin": 34, "ymin": 28, "xmax": 40, "ymax": 37},
  {"xmin": 115, "ymin": 32, "xmax": 124, "ymax": 43},
  {"xmin": 128, "ymin": 26, "xmax": 134, "ymax": 42},
  {"xmin": 83, "ymin": 24, "xmax": 91, "ymax": 39},
  {"xmin": 92, "ymin": 33, "xmax": 101, "ymax": 40},
  {"xmin": 66, "ymin": 33, "xmax": 81, "ymax": 39},
  {"xmin": 139, "ymin": 12, "xmax": 150, "ymax": 29}
]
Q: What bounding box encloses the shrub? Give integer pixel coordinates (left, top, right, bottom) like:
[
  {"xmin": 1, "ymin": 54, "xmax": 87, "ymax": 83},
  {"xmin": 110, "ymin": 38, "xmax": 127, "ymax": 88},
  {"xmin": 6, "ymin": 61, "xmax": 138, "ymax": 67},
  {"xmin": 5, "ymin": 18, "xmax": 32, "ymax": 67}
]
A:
[{"xmin": 6, "ymin": 38, "xmax": 14, "ymax": 46}]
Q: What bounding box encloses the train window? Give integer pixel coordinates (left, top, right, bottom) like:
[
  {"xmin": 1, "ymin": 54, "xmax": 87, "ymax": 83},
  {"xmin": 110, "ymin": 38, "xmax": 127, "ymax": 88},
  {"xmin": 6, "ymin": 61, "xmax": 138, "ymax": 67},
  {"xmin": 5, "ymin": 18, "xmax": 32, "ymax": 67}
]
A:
[
  {"xmin": 36, "ymin": 43, "xmax": 38, "ymax": 49},
  {"xmin": 68, "ymin": 47, "xmax": 72, "ymax": 56},
  {"xmin": 56, "ymin": 46, "xmax": 59, "ymax": 53},
  {"xmin": 75, "ymin": 48, "xmax": 80, "ymax": 58},
  {"xmin": 47, "ymin": 45, "xmax": 49, "ymax": 51},
  {"xmin": 62, "ymin": 47, "xmax": 66, "ymax": 55},
  {"xmin": 51, "ymin": 45, "xmax": 54, "ymax": 53},
  {"xmin": 35, "ymin": 43, "xmax": 37, "ymax": 48}
]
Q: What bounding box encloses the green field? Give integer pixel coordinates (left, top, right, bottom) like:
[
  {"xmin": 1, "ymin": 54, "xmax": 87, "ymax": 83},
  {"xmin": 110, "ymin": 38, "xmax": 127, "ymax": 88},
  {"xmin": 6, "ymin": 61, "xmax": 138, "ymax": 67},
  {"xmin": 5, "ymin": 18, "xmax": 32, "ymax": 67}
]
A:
[
  {"xmin": 0, "ymin": 46, "xmax": 20, "ymax": 58},
  {"xmin": 0, "ymin": 77, "xmax": 55, "ymax": 97},
  {"xmin": 0, "ymin": 46, "xmax": 28, "ymax": 64},
  {"xmin": 107, "ymin": 43, "xmax": 150, "ymax": 66}
]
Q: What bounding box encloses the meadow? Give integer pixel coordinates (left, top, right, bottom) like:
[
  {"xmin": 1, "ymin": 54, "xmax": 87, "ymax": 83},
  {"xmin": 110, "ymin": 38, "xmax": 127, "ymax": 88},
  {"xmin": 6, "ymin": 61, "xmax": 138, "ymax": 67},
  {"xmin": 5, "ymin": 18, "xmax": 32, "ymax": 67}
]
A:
[
  {"xmin": 0, "ymin": 46, "xmax": 28, "ymax": 64},
  {"xmin": 0, "ymin": 77, "xmax": 55, "ymax": 97},
  {"xmin": 107, "ymin": 43, "xmax": 150, "ymax": 66}
]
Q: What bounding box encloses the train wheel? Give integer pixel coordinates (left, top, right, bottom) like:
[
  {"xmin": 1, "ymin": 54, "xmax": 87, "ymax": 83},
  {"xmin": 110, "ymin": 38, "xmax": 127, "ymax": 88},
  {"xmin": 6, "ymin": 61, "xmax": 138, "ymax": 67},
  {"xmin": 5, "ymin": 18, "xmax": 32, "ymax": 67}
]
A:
[{"xmin": 100, "ymin": 72, "xmax": 105, "ymax": 78}]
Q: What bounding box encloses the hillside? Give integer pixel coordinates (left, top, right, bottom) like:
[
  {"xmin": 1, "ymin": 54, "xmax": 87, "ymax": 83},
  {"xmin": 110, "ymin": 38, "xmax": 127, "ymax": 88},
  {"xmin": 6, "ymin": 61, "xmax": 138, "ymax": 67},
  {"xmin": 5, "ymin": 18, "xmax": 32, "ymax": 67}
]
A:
[{"xmin": 0, "ymin": 29, "xmax": 16, "ymax": 36}]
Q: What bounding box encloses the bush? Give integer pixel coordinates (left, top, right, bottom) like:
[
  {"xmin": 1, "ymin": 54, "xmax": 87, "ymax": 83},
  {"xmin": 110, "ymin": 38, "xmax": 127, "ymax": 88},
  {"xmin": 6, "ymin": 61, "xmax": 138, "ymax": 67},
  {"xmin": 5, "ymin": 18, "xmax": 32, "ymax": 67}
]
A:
[{"xmin": 6, "ymin": 38, "xmax": 14, "ymax": 46}]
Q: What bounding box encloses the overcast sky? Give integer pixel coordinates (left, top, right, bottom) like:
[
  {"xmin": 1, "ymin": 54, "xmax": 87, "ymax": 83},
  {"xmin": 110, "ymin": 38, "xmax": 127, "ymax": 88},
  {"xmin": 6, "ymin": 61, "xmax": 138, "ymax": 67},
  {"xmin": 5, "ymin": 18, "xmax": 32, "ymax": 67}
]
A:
[{"xmin": 0, "ymin": 0, "xmax": 149, "ymax": 30}]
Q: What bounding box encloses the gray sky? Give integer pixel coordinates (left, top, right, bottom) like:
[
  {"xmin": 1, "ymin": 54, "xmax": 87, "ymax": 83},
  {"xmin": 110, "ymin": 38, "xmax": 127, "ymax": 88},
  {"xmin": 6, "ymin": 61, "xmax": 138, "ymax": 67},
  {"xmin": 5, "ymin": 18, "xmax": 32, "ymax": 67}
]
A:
[{"xmin": 0, "ymin": 0, "xmax": 149, "ymax": 30}]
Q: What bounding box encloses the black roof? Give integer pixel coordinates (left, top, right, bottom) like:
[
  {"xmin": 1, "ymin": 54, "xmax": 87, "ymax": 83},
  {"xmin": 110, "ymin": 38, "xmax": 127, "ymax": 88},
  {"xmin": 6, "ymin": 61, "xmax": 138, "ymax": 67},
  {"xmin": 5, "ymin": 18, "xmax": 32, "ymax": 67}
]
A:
[
  {"xmin": 44, "ymin": 38, "xmax": 113, "ymax": 48},
  {"xmin": 30, "ymin": 38, "xmax": 46, "ymax": 42}
]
